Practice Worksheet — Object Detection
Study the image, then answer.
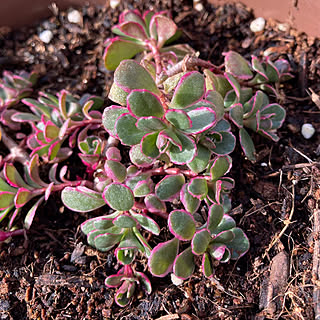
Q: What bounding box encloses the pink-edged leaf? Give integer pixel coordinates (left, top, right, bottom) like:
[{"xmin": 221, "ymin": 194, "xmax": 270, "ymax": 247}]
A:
[
  {"xmin": 149, "ymin": 14, "xmax": 177, "ymax": 48},
  {"xmin": 45, "ymin": 182, "xmax": 54, "ymax": 201},
  {"xmin": 114, "ymin": 21, "xmax": 147, "ymax": 41},
  {"xmin": 229, "ymin": 103, "xmax": 243, "ymax": 128},
  {"xmin": 165, "ymin": 109, "xmax": 192, "ymax": 130},
  {"xmin": 209, "ymin": 155, "xmax": 232, "ymax": 181},
  {"xmin": 187, "ymin": 177, "xmax": 208, "ymax": 200},
  {"xmin": 180, "ymin": 185, "xmax": 200, "ymax": 214},
  {"xmin": 106, "ymin": 147, "xmax": 121, "ymax": 161},
  {"xmin": 27, "ymin": 154, "xmax": 48, "ymax": 187},
  {"xmin": 24, "ymin": 196, "xmax": 45, "ymax": 229},
  {"xmin": 129, "ymin": 144, "xmax": 154, "ymax": 168},
  {"xmin": 4, "ymin": 163, "xmax": 30, "ymax": 189},
  {"xmin": 141, "ymin": 132, "xmax": 160, "ymax": 159},
  {"xmin": 135, "ymin": 271, "xmax": 152, "ymax": 294},
  {"xmin": 202, "ymin": 253, "xmax": 213, "ymax": 277},
  {"xmin": 167, "ymin": 131, "xmax": 197, "ymax": 165},
  {"xmin": 104, "ymin": 160, "xmax": 127, "ymax": 183},
  {"xmin": 14, "ymin": 188, "xmax": 35, "ymax": 208},
  {"xmin": 223, "ymin": 51, "xmax": 253, "ymax": 80},
  {"xmin": 168, "ymin": 210, "xmax": 196, "ymax": 241},
  {"xmin": 104, "ymin": 37, "xmax": 145, "ymax": 72},
  {"xmin": 155, "ymin": 174, "xmax": 185, "ymax": 201},
  {"xmin": 103, "ymin": 183, "xmax": 134, "ymax": 211},
  {"xmin": 130, "ymin": 212, "xmax": 160, "ymax": 235},
  {"xmin": 239, "ymin": 128, "xmax": 256, "ymax": 161},
  {"xmin": 0, "ymin": 191, "xmax": 15, "ymax": 210},
  {"xmin": 61, "ymin": 187, "xmax": 106, "ymax": 212},
  {"xmin": 148, "ymin": 237, "xmax": 179, "ymax": 277},
  {"xmin": 102, "ymin": 106, "xmax": 127, "ymax": 137},
  {"xmin": 171, "ymin": 71, "xmax": 205, "ymax": 109},
  {"xmin": 144, "ymin": 194, "xmax": 167, "ymax": 214},
  {"xmin": 224, "ymin": 72, "xmax": 241, "ymax": 100},
  {"xmin": 192, "ymin": 229, "xmax": 211, "ymax": 255},
  {"xmin": 127, "ymin": 89, "xmax": 164, "ymax": 118},
  {"xmin": 173, "ymin": 247, "xmax": 195, "ymax": 279}
]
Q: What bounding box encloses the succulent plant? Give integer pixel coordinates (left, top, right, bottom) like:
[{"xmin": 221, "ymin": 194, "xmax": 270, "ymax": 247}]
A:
[
  {"xmin": 8, "ymin": 90, "xmax": 103, "ymax": 163},
  {"xmin": 103, "ymin": 9, "xmax": 193, "ymax": 72},
  {"xmin": 0, "ymin": 70, "xmax": 37, "ymax": 109},
  {"xmin": 0, "ymin": 9, "xmax": 294, "ymax": 309}
]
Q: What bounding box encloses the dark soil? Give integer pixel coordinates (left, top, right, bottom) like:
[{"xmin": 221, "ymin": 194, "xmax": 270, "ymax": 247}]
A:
[{"xmin": 0, "ymin": 1, "xmax": 320, "ymax": 319}]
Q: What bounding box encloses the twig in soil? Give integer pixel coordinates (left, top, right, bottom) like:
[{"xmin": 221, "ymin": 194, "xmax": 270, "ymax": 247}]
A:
[
  {"xmin": 306, "ymin": 87, "xmax": 320, "ymax": 110},
  {"xmin": 155, "ymin": 315, "xmax": 179, "ymax": 320},
  {"xmin": 263, "ymin": 184, "xmax": 295, "ymax": 257},
  {"xmin": 312, "ymin": 206, "xmax": 320, "ymax": 320}
]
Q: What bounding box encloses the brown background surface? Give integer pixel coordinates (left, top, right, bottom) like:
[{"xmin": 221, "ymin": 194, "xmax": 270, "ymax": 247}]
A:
[{"xmin": 0, "ymin": 0, "xmax": 319, "ymax": 37}]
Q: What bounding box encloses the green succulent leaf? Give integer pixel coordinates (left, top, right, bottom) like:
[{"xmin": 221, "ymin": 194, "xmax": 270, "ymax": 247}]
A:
[
  {"xmin": 171, "ymin": 72, "xmax": 205, "ymax": 109},
  {"xmin": 116, "ymin": 113, "xmax": 146, "ymax": 145},
  {"xmin": 141, "ymin": 132, "xmax": 160, "ymax": 158},
  {"xmin": 209, "ymin": 156, "xmax": 232, "ymax": 181},
  {"xmin": 136, "ymin": 117, "xmax": 166, "ymax": 132},
  {"xmin": 180, "ymin": 185, "xmax": 200, "ymax": 214},
  {"xmin": 227, "ymin": 227, "xmax": 250, "ymax": 259},
  {"xmin": 168, "ymin": 210, "xmax": 196, "ymax": 241},
  {"xmin": 239, "ymin": 128, "xmax": 256, "ymax": 161},
  {"xmin": 167, "ymin": 131, "xmax": 196, "ymax": 165},
  {"xmin": 104, "ymin": 160, "xmax": 127, "ymax": 183},
  {"xmin": 130, "ymin": 212, "xmax": 160, "ymax": 235},
  {"xmin": 128, "ymin": 89, "xmax": 164, "ymax": 118},
  {"xmin": 61, "ymin": 187, "xmax": 106, "ymax": 212},
  {"xmin": 155, "ymin": 174, "xmax": 185, "ymax": 201},
  {"xmin": 202, "ymin": 253, "xmax": 213, "ymax": 277},
  {"xmin": 129, "ymin": 144, "xmax": 154, "ymax": 167},
  {"xmin": 207, "ymin": 204, "xmax": 224, "ymax": 234},
  {"xmin": 102, "ymin": 106, "xmax": 127, "ymax": 137},
  {"xmin": 94, "ymin": 232, "xmax": 123, "ymax": 251},
  {"xmin": 165, "ymin": 110, "xmax": 191, "ymax": 130},
  {"xmin": 223, "ymin": 51, "xmax": 253, "ymax": 80},
  {"xmin": 104, "ymin": 39, "xmax": 145, "ymax": 71},
  {"xmin": 113, "ymin": 215, "xmax": 137, "ymax": 228},
  {"xmin": 173, "ymin": 247, "xmax": 195, "ymax": 279},
  {"xmin": 191, "ymin": 229, "xmax": 211, "ymax": 255},
  {"xmin": 103, "ymin": 183, "xmax": 134, "ymax": 211},
  {"xmin": 148, "ymin": 237, "xmax": 179, "ymax": 277},
  {"xmin": 109, "ymin": 60, "xmax": 160, "ymax": 105},
  {"xmin": 187, "ymin": 144, "xmax": 211, "ymax": 173},
  {"xmin": 229, "ymin": 103, "xmax": 243, "ymax": 128},
  {"xmin": 188, "ymin": 178, "xmax": 208, "ymax": 200}
]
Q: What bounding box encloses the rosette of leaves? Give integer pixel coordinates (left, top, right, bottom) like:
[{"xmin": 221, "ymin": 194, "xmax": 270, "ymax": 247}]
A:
[
  {"xmin": 77, "ymin": 126, "xmax": 103, "ymax": 173},
  {"xmin": 180, "ymin": 155, "xmax": 234, "ymax": 215},
  {"xmin": 148, "ymin": 203, "xmax": 249, "ymax": 279},
  {"xmin": 105, "ymin": 265, "xmax": 152, "ymax": 307},
  {"xmin": 0, "ymin": 70, "xmax": 37, "ymax": 109},
  {"xmin": 104, "ymin": 9, "xmax": 193, "ymax": 71},
  {"xmin": 0, "ymin": 154, "xmax": 84, "ymax": 231},
  {"xmin": 9, "ymin": 90, "xmax": 103, "ymax": 163},
  {"xmin": 204, "ymin": 51, "xmax": 290, "ymax": 161},
  {"xmin": 103, "ymin": 59, "xmax": 224, "ymax": 168}
]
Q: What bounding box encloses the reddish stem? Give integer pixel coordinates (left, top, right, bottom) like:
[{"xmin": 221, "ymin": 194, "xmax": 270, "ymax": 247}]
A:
[
  {"xmin": 0, "ymin": 228, "xmax": 25, "ymax": 241},
  {"xmin": 133, "ymin": 201, "xmax": 169, "ymax": 219}
]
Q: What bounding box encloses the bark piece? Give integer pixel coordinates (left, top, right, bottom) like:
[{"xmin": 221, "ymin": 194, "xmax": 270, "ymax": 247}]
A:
[{"xmin": 257, "ymin": 251, "xmax": 289, "ymax": 318}]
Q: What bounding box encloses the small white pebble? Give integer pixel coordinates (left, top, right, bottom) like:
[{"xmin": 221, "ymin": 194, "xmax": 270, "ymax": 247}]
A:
[
  {"xmin": 171, "ymin": 273, "xmax": 183, "ymax": 286},
  {"xmin": 236, "ymin": 267, "xmax": 240, "ymax": 271},
  {"xmin": 261, "ymin": 162, "xmax": 268, "ymax": 167},
  {"xmin": 39, "ymin": 30, "xmax": 53, "ymax": 44},
  {"xmin": 68, "ymin": 10, "xmax": 82, "ymax": 24},
  {"xmin": 250, "ymin": 17, "xmax": 266, "ymax": 33},
  {"xmin": 194, "ymin": 3, "xmax": 204, "ymax": 11},
  {"xmin": 110, "ymin": 0, "xmax": 120, "ymax": 9},
  {"xmin": 278, "ymin": 23, "xmax": 289, "ymax": 32},
  {"xmin": 301, "ymin": 123, "xmax": 315, "ymax": 139}
]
